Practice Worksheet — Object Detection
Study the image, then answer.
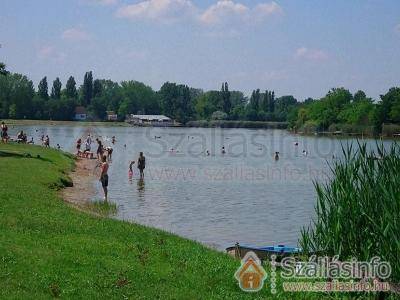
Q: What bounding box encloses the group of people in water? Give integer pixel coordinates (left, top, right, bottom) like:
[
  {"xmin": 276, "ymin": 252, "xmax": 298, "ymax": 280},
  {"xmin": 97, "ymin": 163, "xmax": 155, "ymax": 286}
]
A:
[{"xmin": 75, "ymin": 133, "xmax": 146, "ymax": 202}]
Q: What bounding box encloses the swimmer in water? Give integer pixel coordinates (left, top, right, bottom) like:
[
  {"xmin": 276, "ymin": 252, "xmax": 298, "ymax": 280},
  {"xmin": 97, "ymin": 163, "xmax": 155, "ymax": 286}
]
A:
[
  {"xmin": 206, "ymin": 150, "xmax": 210, "ymax": 156},
  {"xmin": 303, "ymin": 150, "xmax": 308, "ymax": 156},
  {"xmin": 274, "ymin": 151, "xmax": 280, "ymax": 160},
  {"xmin": 221, "ymin": 146, "xmax": 226, "ymax": 154}
]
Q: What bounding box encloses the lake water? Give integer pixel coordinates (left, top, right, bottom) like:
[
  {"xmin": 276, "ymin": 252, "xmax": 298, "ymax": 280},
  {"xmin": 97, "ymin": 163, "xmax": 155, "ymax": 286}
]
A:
[{"xmin": 8, "ymin": 124, "xmax": 395, "ymax": 250}]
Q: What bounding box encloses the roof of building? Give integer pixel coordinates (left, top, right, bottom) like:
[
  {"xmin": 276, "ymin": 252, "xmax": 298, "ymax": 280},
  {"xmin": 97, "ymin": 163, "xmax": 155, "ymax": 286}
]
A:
[
  {"xmin": 130, "ymin": 114, "xmax": 171, "ymax": 121},
  {"xmin": 75, "ymin": 106, "xmax": 87, "ymax": 114},
  {"xmin": 106, "ymin": 111, "xmax": 117, "ymax": 115}
]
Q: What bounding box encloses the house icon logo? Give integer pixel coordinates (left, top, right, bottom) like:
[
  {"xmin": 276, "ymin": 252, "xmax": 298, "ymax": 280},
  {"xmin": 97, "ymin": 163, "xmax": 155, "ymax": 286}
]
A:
[{"xmin": 234, "ymin": 251, "xmax": 267, "ymax": 292}]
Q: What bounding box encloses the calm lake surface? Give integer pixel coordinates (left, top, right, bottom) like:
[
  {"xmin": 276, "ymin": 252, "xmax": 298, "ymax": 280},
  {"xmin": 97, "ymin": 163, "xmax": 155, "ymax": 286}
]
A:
[{"xmin": 9, "ymin": 124, "xmax": 395, "ymax": 250}]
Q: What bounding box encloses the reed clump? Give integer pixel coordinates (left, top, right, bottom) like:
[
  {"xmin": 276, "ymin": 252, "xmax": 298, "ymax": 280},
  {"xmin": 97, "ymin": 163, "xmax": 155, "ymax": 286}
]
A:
[{"xmin": 301, "ymin": 142, "xmax": 400, "ymax": 282}]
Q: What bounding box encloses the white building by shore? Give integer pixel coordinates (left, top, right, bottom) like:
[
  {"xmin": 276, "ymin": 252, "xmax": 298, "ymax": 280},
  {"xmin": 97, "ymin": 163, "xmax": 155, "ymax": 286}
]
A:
[{"xmin": 125, "ymin": 114, "xmax": 174, "ymax": 126}]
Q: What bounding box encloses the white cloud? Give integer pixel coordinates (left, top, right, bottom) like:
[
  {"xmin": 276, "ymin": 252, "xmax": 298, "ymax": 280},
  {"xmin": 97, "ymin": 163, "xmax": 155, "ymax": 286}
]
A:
[
  {"xmin": 294, "ymin": 47, "xmax": 329, "ymax": 62},
  {"xmin": 82, "ymin": 0, "xmax": 118, "ymax": 6},
  {"xmin": 253, "ymin": 2, "xmax": 283, "ymax": 20},
  {"xmin": 199, "ymin": 1, "xmax": 282, "ymax": 25},
  {"xmin": 115, "ymin": 0, "xmax": 282, "ymax": 25},
  {"xmin": 37, "ymin": 46, "xmax": 66, "ymax": 62},
  {"xmin": 199, "ymin": 1, "xmax": 248, "ymax": 25},
  {"xmin": 115, "ymin": 0, "xmax": 196, "ymax": 23},
  {"xmin": 61, "ymin": 28, "xmax": 91, "ymax": 41}
]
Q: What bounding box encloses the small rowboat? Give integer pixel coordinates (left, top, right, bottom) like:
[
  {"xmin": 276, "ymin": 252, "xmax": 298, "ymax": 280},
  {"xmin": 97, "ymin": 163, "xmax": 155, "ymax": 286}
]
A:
[{"xmin": 226, "ymin": 243, "xmax": 302, "ymax": 261}]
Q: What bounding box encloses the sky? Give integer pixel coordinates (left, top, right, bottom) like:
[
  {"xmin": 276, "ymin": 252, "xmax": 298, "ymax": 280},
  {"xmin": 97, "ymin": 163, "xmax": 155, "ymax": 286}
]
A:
[{"xmin": 1, "ymin": 0, "xmax": 400, "ymax": 100}]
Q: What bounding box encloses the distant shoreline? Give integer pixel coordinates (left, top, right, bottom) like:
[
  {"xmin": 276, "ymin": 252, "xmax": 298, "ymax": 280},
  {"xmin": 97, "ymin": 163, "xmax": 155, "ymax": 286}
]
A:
[
  {"xmin": 2, "ymin": 119, "xmax": 129, "ymax": 127},
  {"xmin": 3, "ymin": 119, "xmax": 400, "ymax": 139}
]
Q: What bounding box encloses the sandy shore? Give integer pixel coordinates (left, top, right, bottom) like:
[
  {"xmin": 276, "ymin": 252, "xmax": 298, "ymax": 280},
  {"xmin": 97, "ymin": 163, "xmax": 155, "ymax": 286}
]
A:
[{"xmin": 62, "ymin": 156, "xmax": 99, "ymax": 206}]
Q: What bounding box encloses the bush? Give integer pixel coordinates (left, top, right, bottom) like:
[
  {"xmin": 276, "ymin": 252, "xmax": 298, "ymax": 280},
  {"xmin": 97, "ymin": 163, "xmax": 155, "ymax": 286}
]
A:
[
  {"xmin": 300, "ymin": 121, "xmax": 318, "ymax": 133},
  {"xmin": 301, "ymin": 142, "xmax": 400, "ymax": 282},
  {"xmin": 382, "ymin": 123, "xmax": 400, "ymax": 137}
]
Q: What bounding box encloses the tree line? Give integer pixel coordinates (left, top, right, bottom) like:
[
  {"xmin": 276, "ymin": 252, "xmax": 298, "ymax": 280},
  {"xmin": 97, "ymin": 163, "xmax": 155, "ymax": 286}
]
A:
[
  {"xmin": 288, "ymin": 87, "xmax": 400, "ymax": 134},
  {"xmin": 0, "ymin": 64, "xmax": 399, "ymax": 134}
]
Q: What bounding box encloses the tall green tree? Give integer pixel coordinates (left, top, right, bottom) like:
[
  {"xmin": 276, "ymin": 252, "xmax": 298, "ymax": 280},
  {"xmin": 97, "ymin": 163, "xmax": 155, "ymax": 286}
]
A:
[
  {"xmin": 51, "ymin": 77, "xmax": 62, "ymax": 99},
  {"xmin": 221, "ymin": 82, "xmax": 231, "ymax": 114},
  {"xmin": 65, "ymin": 76, "xmax": 77, "ymax": 98},
  {"xmin": 249, "ymin": 89, "xmax": 261, "ymax": 112},
  {"xmin": 374, "ymin": 87, "xmax": 400, "ymax": 130},
  {"xmin": 118, "ymin": 81, "xmax": 160, "ymax": 118},
  {"xmin": 159, "ymin": 82, "xmax": 195, "ymax": 123},
  {"xmin": 0, "ymin": 73, "xmax": 34, "ymax": 119},
  {"xmin": 82, "ymin": 71, "xmax": 93, "ymax": 106},
  {"xmin": 93, "ymin": 79, "xmax": 103, "ymax": 98},
  {"xmin": 38, "ymin": 76, "xmax": 49, "ymax": 100},
  {"xmin": 353, "ymin": 90, "xmax": 366, "ymax": 103},
  {"xmin": 0, "ymin": 62, "xmax": 9, "ymax": 76}
]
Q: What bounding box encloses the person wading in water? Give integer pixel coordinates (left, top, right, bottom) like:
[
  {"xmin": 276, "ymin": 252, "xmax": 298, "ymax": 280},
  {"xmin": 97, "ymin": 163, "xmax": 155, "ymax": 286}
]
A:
[
  {"xmin": 137, "ymin": 152, "xmax": 146, "ymax": 179},
  {"xmin": 99, "ymin": 155, "xmax": 109, "ymax": 201}
]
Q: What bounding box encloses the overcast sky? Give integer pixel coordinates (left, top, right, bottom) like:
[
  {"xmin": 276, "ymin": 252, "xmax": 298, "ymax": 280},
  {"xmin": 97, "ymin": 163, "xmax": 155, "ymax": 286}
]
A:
[{"xmin": 1, "ymin": 0, "xmax": 400, "ymax": 100}]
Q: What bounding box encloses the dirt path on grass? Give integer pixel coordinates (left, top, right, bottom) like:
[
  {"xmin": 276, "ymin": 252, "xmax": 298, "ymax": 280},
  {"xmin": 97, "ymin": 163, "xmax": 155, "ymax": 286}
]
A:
[{"xmin": 62, "ymin": 157, "xmax": 100, "ymax": 206}]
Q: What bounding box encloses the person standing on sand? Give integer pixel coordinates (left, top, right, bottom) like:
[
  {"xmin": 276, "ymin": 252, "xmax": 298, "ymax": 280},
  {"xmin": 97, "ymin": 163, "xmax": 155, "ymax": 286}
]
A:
[
  {"xmin": 99, "ymin": 155, "xmax": 109, "ymax": 201},
  {"xmin": 137, "ymin": 152, "xmax": 146, "ymax": 179}
]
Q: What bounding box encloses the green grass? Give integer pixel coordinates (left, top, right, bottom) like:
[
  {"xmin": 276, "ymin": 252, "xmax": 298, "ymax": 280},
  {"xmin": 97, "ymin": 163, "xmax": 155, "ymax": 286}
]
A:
[
  {"xmin": 88, "ymin": 200, "xmax": 118, "ymax": 216},
  {"xmin": 0, "ymin": 143, "xmax": 382, "ymax": 299}
]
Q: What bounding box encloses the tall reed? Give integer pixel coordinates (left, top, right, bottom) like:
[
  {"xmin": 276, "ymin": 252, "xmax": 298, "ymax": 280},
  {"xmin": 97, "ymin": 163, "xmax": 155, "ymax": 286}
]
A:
[{"xmin": 300, "ymin": 142, "xmax": 400, "ymax": 282}]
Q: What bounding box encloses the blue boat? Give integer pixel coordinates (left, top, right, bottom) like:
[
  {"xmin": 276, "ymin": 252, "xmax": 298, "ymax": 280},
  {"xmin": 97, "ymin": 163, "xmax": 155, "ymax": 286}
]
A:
[{"xmin": 226, "ymin": 243, "xmax": 302, "ymax": 261}]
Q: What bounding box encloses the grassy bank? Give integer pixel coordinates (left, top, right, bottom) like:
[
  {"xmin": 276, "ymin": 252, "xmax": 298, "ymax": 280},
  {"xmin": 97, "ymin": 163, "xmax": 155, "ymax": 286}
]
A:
[{"xmin": 0, "ymin": 144, "xmax": 276, "ymax": 299}]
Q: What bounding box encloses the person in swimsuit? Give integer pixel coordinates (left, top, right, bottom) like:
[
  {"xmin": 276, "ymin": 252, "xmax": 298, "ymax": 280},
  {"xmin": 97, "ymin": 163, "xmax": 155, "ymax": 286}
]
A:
[
  {"xmin": 76, "ymin": 138, "xmax": 82, "ymax": 155},
  {"xmin": 105, "ymin": 146, "xmax": 113, "ymax": 160},
  {"xmin": 99, "ymin": 155, "xmax": 109, "ymax": 201},
  {"xmin": 137, "ymin": 152, "xmax": 146, "ymax": 179},
  {"xmin": 1, "ymin": 121, "xmax": 8, "ymax": 143},
  {"xmin": 274, "ymin": 151, "xmax": 280, "ymax": 160},
  {"xmin": 44, "ymin": 135, "xmax": 50, "ymax": 147}
]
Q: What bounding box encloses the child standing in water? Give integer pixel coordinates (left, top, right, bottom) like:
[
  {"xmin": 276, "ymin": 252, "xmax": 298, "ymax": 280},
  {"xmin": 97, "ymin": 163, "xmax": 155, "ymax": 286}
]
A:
[{"xmin": 129, "ymin": 161, "xmax": 135, "ymax": 178}]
